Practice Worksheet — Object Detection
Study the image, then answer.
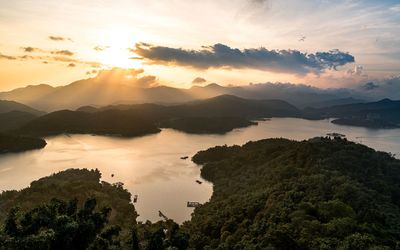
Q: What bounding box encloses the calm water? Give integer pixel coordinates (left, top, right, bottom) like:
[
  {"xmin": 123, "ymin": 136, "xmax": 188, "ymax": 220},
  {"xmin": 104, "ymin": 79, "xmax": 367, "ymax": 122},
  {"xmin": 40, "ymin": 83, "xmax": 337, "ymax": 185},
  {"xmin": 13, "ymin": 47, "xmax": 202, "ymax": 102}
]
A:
[{"xmin": 0, "ymin": 118, "xmax": 400, "ymax": 223}]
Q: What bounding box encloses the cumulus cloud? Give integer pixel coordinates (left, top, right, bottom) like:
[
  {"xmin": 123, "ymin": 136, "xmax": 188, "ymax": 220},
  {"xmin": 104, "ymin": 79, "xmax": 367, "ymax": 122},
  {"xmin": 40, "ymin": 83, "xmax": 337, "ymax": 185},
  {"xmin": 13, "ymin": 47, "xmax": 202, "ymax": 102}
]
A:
[
  {"xmin": 192, "ymin": 77, "xmax": 207, "ymax": 85},
  {"xmin": 49, "ymin": 36, "xmax": 72, "ymax": 42},
  {"xmin": 133, "ymin": 43, "xmax": 355, "ymax": 75}
]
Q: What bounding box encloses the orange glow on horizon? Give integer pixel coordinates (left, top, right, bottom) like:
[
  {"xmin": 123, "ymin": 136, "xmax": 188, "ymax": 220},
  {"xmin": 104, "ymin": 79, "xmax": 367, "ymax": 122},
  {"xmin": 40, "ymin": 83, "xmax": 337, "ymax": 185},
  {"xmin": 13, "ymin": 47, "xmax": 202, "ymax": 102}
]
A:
[{"xmin": 95, "ymin": 28, "xmax": 141, "ymax": 69}]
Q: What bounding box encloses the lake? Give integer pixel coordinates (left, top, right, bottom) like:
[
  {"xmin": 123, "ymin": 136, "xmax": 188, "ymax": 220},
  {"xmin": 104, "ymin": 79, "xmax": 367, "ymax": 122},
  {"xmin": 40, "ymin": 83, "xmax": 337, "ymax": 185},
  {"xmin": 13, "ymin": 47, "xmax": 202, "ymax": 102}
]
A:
[{"xmin": 1, "ymin": 118, "xmax": 400, "ymax": 223}]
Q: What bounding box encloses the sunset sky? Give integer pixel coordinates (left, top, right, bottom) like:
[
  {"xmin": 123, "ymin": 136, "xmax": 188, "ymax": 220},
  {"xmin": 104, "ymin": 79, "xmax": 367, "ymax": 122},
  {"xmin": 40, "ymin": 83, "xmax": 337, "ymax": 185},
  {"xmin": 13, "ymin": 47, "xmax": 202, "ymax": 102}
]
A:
[{"xmin": 0, "ymin": 0, "xmax": 399, "ymax": 91}]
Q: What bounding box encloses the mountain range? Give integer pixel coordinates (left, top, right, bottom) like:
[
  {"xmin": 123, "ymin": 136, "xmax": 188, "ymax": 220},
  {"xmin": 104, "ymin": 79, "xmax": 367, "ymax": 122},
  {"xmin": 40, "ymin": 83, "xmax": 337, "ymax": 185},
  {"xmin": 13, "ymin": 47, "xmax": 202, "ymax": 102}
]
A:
[{"xmin": 0, "ymin": 75, "xmax": 371, "ymax": 112}]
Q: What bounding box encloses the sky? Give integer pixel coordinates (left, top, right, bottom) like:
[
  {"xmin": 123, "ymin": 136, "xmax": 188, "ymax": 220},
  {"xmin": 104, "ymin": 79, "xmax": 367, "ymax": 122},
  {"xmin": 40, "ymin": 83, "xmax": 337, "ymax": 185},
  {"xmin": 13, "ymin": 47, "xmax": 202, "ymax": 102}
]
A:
[{"xmin": 0, "ymin": 0, "xmax": 399, "ymax": 91}]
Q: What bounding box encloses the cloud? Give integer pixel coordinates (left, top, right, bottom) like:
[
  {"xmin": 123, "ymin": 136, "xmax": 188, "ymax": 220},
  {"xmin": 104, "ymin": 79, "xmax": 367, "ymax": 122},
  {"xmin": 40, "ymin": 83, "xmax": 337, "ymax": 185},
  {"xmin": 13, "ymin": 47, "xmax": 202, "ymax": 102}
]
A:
[
  {"xmin": 356, "ymin": 76, "xmax": 400, "ymax": 99},
  {"xmin": 49, "ymin": 36, "xmax": 72, "ymax": 42},
  {"xmin": 0, "ymin": 52, "xmax": 17, "ymax": 60},
  {"xmin": 93, "ymin": 45, "xmax": 110, "ymax": 51},
  {"xmin": 21, "ymin": 47, "xmax": 43, "ymax": 53},
  {"xmin": 0, "ymin": 48, "xmax": 101, "ymax": 68},
  {"xmin": 95, "ymin": 68, "xmax": 158, "ymax": 88},
  {"xmin": 135, "ymin": 75, "xmax": 157, "ymax": 88},
  {"xmin": 347, "ymin": 65, "xmax": 366, "ymax": 77},
  {"xmin": 363, "ymin": 82, "xmax": 379, "ymax": 91},
  {"xmin": 192, "ymin": 77, "xmax": 207, "ymax": 85},
  {"xmin": 51, "ymin": 50, "xmax": 74, "ymax": 56},
  {"xmin": 52, "ymin": 56, "xmax": 101, "ymax": 67},
  {"xmin": 133, "ymin": 43, "xmax": 355, "ymax": 75}
]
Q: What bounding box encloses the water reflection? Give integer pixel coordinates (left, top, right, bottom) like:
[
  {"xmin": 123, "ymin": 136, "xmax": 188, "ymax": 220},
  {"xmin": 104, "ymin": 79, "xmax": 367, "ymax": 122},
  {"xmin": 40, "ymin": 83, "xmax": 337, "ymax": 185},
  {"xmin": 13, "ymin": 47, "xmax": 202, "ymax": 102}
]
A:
[{"xmin": 0, "ymin": 118, "xmax": 399, "ymax": 223}]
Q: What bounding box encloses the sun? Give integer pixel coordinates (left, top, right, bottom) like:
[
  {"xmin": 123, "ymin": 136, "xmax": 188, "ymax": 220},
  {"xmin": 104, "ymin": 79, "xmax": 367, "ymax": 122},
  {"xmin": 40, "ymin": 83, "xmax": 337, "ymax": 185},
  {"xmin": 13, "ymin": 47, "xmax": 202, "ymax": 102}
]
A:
[{"xmin": 96, "ymin": 29, "xmax": 142, "ymax": 69}]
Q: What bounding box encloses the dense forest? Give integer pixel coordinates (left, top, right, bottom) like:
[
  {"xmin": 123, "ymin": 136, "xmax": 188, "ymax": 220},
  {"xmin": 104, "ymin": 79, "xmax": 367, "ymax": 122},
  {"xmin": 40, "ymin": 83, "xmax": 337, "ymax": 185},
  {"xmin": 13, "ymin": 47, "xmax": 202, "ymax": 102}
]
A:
[
  {"xmin": 0, "ymin": 169, "xmax": 189, "ymax": 250},
  {"xmin": 1, "ymin": 138, "xmax": 400, "ymax": 249},
  {"xmin": 0, "ymin": 134, "xmax": 46, "ymax": 154},
  {"xmin": 188, "ymin": 137, "xmax": 400, "ymax": 249}
]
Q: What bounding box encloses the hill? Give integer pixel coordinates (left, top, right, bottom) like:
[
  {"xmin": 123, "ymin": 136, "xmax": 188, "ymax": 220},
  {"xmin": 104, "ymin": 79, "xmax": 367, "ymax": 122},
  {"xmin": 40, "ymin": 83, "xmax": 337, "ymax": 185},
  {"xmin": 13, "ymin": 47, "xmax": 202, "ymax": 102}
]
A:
[
  {"xmin": 0, "ymin": 100, "xmax": 44, "ymax": 116},
  {"xmin": 0, "ymin": 133, "xmax": 46, "ymax": 153},
  {"xmin": 15, "ymin": 109, "xmax": 161, "ymax": 137},
  {"xmin": 99, "ymin": 95, "xmax": 301, "ymax": 119},
  {"xmin": 0, "ymin": 111, "xmax": 38, "ymax": 132},
  {"xmin": 0, "ymin": 168, "xmax": 137, "ymax": 248},
  {"xmin": 15, "ymin": 95, "xmax": 300, "ymax": 137},
  {"xmin": 307, "ymin": 98, "xmax": 400, "ymax": 128},
  {"xmin": 187, "ymin": 137, "xmax": 400, "ymax": 249},
  {"xmin": 160, "ymin": 117, "xmax": 257, "ymax": 134}
]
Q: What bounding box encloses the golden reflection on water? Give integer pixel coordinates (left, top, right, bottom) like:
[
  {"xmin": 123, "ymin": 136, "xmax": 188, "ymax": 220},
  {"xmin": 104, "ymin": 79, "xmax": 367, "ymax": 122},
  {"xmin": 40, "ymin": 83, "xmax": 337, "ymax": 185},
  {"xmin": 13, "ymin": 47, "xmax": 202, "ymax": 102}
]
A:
[{"xmin": 0, "ymin": 118, "xmax": 400, "ymax": 223}]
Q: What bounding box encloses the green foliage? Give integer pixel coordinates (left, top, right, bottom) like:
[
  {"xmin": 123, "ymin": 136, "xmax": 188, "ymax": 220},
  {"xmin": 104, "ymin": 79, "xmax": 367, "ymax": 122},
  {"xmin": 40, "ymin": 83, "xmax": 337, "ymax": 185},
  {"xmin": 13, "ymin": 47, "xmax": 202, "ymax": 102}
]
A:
[
  {"xmin": 187, "ymin": 137, "xmax": 400, "ymax": 249},
  {"xmin": 0, "ymin": 198, "xmax": 120, "ymax": 250},
  {"xmin": 0, "ymin": 168, "xmax": 137, "ymax": 248},
  {"xmin": 136, "ymin": 220, "xmax": 189, "ymax": 250}
]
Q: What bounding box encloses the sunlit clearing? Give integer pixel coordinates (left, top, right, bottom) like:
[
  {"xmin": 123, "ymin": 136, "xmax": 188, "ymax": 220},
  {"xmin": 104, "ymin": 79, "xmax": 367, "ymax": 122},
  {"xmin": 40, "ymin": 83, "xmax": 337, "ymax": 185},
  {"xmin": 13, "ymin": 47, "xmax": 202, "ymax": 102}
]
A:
[{"xmin": 96, "ymin": 28, "xmax": 141, "ymax": 68}]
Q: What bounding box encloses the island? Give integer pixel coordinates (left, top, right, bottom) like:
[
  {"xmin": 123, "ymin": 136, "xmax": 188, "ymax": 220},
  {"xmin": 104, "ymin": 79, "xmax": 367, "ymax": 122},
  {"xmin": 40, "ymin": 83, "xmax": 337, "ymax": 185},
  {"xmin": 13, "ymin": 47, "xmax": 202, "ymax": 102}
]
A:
[{"xmin": 0, "ymin": 133, "xmax": 46, "ymax": 154}]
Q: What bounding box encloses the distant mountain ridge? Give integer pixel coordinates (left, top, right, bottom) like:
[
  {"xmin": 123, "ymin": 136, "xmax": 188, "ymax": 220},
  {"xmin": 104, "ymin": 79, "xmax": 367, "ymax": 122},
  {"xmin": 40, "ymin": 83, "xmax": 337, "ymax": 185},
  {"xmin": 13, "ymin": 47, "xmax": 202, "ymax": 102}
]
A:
[
  {"xmin": 0, "ymin": 100, "xmax": 45, "ymax": 115},
  {"xmin": 0, "ymin": 77, "xmax": 368, "ymax": 111},
  {"xmin": 307, "ymin": 98, "xmax": 400, "ymax": 128},
  {"xmin": 14, "ymin": 95, "xmax": 301, "ymax": 137}
]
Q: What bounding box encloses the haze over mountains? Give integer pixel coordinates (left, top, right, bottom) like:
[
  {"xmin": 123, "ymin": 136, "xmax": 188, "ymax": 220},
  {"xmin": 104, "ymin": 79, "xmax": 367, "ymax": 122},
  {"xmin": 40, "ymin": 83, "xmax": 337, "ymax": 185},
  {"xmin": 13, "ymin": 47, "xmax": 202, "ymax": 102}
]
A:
[{"xmin": 3, "ymin": 69, "xmax": 398, "ymax": 112}]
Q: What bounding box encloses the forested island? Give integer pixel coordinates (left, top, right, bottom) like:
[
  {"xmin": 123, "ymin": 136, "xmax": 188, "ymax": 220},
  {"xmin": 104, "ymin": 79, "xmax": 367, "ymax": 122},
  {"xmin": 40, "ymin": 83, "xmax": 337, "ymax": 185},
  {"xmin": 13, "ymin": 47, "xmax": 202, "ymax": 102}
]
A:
[
  {"xmin": 0, "ymin": 134, "xmax": 46, "ymax": 154},
  {"xmin": 331, "ymin": 118, "xmax": 399, "ymax": 129},
  {"xmin": 1, "ymin": 138, "xmax": 399, "ymax": 249},
  {"xmin": 160, "ymin": 117, "xmax": 257, "ymax": 134}
]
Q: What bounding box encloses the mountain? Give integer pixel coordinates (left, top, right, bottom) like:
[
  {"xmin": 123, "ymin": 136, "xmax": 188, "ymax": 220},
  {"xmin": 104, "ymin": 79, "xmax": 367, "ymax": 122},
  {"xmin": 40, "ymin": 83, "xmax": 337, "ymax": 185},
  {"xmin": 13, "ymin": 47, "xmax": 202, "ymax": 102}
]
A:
[
  {"xmin": 306, "ymin": 97, "xmax": 365, "ymax": 109},
  {"xmin": 0, "ymin": 111, "xmax": 38, "ymax": 132},
  {"xmin": 0, "ymin": 84, "xmax": 56, "ymax": 108},
  {"xmin": 307, "ymin": 98, "xmax": 400, "ymax": 128},
  {"xmin": 174, "ymin": 95, "xmax": 301, "ymax": 118},
  {"xmin": 0, "ymin": 100, "xmax": 44, "ymax": 115},
  {"xmin": 0, "ymin": 74, "xmax": 369, "ymax": 111},
  {"xmin": 15, "ymin": 95, "xmax": 301, "ymax": 137},
  {"xmin": 90, "ymin": 94, "xmax": 301, "ymax": 119}
]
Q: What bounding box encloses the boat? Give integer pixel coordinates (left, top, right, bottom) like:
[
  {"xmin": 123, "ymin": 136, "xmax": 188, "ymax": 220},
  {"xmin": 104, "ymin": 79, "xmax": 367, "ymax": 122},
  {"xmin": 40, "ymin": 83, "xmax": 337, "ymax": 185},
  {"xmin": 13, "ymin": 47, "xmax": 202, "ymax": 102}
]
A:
[
  {"xmin": 133, "ymin": 195, "xmax": 138, "ymax": 203},
  {"xmin": 180, "ymin": 156, "xmax": 189, "ymax": 160},
  {"xmin": 187, "ymin": 201, "xmax": 201, "ymax": 208},
  {"xmin": 195, "ymin": 180, "xmax": 202, "ymax": 184}
]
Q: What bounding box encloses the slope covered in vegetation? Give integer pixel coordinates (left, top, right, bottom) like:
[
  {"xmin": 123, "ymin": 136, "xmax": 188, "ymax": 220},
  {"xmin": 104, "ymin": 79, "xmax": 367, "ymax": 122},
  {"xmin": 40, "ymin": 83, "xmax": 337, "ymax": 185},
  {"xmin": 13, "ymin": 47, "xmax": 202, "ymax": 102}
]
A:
[
  {"xmin": 1, "ymin": 139, "xmax": 400, "ymax": 249},
  {"xmin": 0, "ymin": 134, "xmax": 46, "ymax": 154},
  {"xmin": 188, "ymin": 138, "xmax": 400, "ymax": 249},
  {"xmin": 0, "ymin": 169, "xmax": 137, "ymax": 248}
]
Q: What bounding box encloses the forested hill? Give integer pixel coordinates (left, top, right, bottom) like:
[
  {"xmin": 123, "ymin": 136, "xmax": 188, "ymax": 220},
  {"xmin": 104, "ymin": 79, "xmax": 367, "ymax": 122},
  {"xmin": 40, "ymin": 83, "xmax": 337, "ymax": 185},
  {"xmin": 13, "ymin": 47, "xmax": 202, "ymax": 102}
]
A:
[
  {"xmin": 13, "ymin": 95, "xmax": 300, "ymax": 137},
  {"xmin": 188, "ymin": 137, "xmax": 400, "ymax": 249},
  {"xmin": 305, "ymin": 98, "xmax": 400, "ymax": 128}
]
